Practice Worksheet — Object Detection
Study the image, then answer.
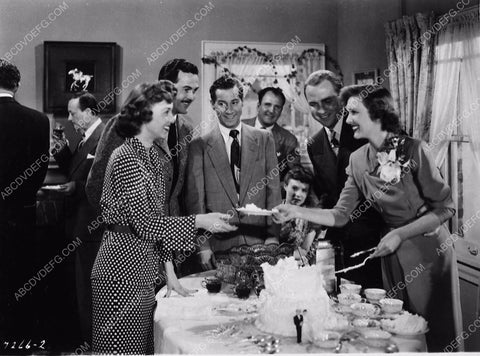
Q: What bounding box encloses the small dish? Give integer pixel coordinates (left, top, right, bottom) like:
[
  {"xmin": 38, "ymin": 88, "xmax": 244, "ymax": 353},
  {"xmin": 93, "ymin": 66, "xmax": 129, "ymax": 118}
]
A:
[
  {"xmin": 236, "ymin": 207, "xmax": 273, "ymax": 216},
  {"xmin": 338, "ymin": 293, "xmax": 362, "ymax": 306},
  {"xmin": 362, "ymin": 329, "xmax": 392, "ymax": 348},
  {"xmin": 364, "ymin": 288, "xmax": 386, "ymax": 302},
  {"xmin": 351, "ymin": 303, "xmax": 381, "ymax": 318},
  {"xmin": 352, "ymin": 318, "xmax": 381, "ymax": 330},
  {"xmin": 339, "ymin": 283, "xmax": 362, "ymax": 294},
  {"xmin": 312, "ymin": 331, "xmax": 341, "ymax": 349},
  {"xmin": 381, "ymin": 324, "xmax": 429, "ymax": 338},
  {"xmin": 333, "ymin": 304, "xmax": 352, "ymax": 314},
  {"xmin": 379, "ymin": 298, "xmax": 403, "ymax": 314}
]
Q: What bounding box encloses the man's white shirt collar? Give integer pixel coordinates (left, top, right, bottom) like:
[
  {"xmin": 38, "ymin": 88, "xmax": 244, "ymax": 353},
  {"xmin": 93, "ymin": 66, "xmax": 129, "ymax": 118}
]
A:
[
  {"xmin": 219, "ymin": 122, "xmax": 242, "ymax": 148},
  {"xmin": 254, "ymin": 118, "xmax": 273, "ymax": 131},
  {"xmin": 0, "ymin": 93, "xmax": 14, "ymax": 98},
  {"xmin": 324, "ymin": 117, "xmax": 343, "ymax": 142},
  {"xmin": 83, "ymin": 118, "xmax": 102, "ymax": 142}
]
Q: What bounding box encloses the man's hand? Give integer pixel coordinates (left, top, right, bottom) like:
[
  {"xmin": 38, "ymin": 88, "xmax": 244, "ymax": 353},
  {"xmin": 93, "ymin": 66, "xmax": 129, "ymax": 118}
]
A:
[
  {"xmin": 59, "ymin": 181, "xmax": 76, "ymax": 195},
  {"xmin": 198, "ymin": 249, "xmax": 216, "ymax": 271}
]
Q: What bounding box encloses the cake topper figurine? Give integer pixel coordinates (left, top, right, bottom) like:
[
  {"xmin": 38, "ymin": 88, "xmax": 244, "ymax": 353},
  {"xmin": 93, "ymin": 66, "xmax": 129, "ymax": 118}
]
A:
[{"xmin": 293, "ymin": 309, "xmax": 303, "ymax": 343}]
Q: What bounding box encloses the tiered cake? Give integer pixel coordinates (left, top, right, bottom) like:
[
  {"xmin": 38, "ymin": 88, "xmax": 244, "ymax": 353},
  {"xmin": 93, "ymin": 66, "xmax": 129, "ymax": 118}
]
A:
[{"xmin": 255, "ymin": 257, "xmax": 333, "ymax": 337}]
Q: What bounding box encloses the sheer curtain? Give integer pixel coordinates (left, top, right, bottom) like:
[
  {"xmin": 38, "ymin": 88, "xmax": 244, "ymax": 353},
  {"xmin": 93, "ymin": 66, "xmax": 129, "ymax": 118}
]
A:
[
  {"xmin": 385, "ymin": 12, "xmax": 436, "ymax": 140},
  {"xmin": 429, "ymin": 12, "xmax": 480, "ymax": 169}
]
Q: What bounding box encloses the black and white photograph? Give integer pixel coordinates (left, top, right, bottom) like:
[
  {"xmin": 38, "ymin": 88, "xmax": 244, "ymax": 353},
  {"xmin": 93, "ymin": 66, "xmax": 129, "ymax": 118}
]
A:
[{"xmin": 0, "ymin": 0, "xmax": 479, "ymax": 354}]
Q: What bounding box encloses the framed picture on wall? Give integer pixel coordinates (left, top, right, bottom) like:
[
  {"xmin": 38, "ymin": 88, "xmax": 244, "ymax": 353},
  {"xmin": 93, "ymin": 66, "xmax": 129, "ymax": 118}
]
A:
[
  {"xmin": 44, "ymin": 41, "xmax": 117, "ymax": 114},
  {"xmin": 352, "ymin": 69, "xmax": 378, "ymax": 85}
]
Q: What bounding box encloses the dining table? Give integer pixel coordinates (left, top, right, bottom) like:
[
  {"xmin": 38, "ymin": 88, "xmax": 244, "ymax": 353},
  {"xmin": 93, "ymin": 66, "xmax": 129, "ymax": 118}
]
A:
[{"xmin": 153, "ymin": 271, "xmax": 427, "ymax": 354}]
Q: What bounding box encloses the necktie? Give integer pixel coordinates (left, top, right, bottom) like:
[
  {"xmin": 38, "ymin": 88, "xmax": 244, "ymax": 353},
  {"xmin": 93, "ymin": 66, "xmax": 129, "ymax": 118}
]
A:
[
  {"xmin": 168, "ymin": 122, "xmax": 179, "ymax": 188},
  {"xmin": 230, "ymin": 129, "xmax": 240, "ymax": 193},
  {"xmin": 77, "ymin": 134, "xmax": 86, "ymax": 150},
  {"xmin": 330, "ymin": 131, "xmax": 339, "ymax": 155}
]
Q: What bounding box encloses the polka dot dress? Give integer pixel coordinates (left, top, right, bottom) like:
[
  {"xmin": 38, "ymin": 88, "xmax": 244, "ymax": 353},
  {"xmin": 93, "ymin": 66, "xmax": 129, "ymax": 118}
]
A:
[{"xmin": 91, "ymin": 137, "xmax": 196, "ymax": 354}]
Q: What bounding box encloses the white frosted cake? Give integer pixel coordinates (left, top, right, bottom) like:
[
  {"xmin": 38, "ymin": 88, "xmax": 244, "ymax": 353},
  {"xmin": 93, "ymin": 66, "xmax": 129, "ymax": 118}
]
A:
[{"xmin": 255, "ymin": 257, "xmax": 335, "ymax": 337}]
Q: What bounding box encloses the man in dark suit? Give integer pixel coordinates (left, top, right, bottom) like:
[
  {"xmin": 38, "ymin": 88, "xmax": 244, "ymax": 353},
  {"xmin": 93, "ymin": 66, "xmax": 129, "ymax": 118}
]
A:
[
  {"xmin": 52, "ymin": 92, "xmax": 105, "ymax": 344},
  {"xmin": 0, "ymin": 60, "xmax": 50, "ymax": 341},
  {"xmin": 85, "ymin": 59, "xmax": 199, "ymax": 275},
  {"xmin": 293, "ymin": 309, "xmax": 303, "ymax": 343},
  {"xmin": 305, "ymin": 70, "xmax": 384, "ymax": 287},
  {"xmin": 186, "ymin": 76, "xmax": 281, "ymax": 270},
  {"xmin": 86, "ymin": 59, "xmax": 198, "ymax": 216},
  {"xmin": 242, "ymin": 87, "xmax": 300, "ymax": 184}
]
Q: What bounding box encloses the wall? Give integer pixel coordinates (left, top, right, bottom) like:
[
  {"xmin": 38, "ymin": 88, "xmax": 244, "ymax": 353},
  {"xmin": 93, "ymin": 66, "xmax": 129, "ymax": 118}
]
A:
[
  {"xmin": 337, "ymin": 0, "xmax": 479, "ymax": 88},
  {"xmin": 0, "ymin": 0, "xmax": 338, "ymax": 129}
]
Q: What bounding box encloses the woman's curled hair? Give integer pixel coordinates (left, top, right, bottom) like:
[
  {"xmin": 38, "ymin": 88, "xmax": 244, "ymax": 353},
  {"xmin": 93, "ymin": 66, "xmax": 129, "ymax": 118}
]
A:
[
  {"xmin": 116, "ymin": 80, "xmax": 176, "ymax": 138},
  {"xmin": 340, "ymin": 85, "xmax": 402, "ymax": 134}
]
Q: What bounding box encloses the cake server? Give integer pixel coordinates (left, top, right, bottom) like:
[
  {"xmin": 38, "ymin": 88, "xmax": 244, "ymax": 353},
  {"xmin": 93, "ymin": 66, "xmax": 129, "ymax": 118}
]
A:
[
  {"xmin": 349, "ymin": 247, "xmax": 376, "ymax": 258},
  {"xmin": 335, "ymin": 254, "xmax": 374, "ymax": 274}
]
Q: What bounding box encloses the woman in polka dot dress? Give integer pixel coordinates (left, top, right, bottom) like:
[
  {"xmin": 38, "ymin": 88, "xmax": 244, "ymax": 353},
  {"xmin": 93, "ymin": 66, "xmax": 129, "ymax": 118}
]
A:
[{"xmin": 91, "ymin": 81, "xmax": 236, "ymax": 354}]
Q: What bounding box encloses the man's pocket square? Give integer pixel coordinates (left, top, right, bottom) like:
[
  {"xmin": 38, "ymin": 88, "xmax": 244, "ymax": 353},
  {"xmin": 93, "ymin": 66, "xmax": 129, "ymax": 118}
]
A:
[{"xmin": 87, "ymin": 154, "xmax": 95, "ymax": 159}]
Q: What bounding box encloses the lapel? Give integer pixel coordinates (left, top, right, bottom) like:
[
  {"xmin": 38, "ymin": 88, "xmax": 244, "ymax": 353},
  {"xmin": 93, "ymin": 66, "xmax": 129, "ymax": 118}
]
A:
[
  {"xmin": 176, "ymin": 114, "xmax": 192, "ymax": 180},
  {"xmin": 239, "ymin": 124, "xmax": 258, "ymax": 204},
  {"xmin": 206, "ymin": 126, "xmax": 239, "ymax": 206},
  {"xmin": 241, "ymin": 117, "xmax": 256, "ymax": 127},
  {"xmin": 69, "ymin": 122, "xmax": 105, "ymax": 177},
  {"xmin": 316, "ymin": 128, "xmax": 337, "ymax": 172}
]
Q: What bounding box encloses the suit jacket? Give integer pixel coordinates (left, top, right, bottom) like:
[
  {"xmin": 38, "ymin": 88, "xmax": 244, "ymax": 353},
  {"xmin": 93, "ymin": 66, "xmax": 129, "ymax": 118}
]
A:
[
  {"xmin": 0, "ymin": 97, "xmax": 50, "ymax": 213},
  {"xmin": 242, "ymin": 118, "xmax": 300, "ymax": 182},
  {"xmin": 54, "ymin": 121, "xmax": 105, "ymax": 242},
  {"xmin": 185, "ymin": 123, "xmax": 282, "ymax": 252},
  {"xmin": 307, "ymin": 117, "xmax": 384, "ymax": 250},
  {"xmin": 85, "ymin": 114, "xmax": 193, "ymax": 217}
]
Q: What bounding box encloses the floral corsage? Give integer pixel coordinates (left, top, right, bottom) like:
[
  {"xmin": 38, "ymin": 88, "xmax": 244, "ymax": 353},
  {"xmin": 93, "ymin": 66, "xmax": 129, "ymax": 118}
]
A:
[{"xmin": 376, "ymin": 136, "xmax": 411, "ymax": 184}]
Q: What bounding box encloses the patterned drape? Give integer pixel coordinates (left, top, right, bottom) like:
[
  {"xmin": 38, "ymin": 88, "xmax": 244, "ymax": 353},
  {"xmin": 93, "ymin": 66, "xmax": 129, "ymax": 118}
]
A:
[{"xmin": 385, "ymin": 12, "xmax": 436, "ymax": 140}]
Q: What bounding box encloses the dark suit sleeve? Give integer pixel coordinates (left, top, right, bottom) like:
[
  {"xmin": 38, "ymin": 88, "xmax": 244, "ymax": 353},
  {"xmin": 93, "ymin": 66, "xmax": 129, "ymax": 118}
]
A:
[
  {"xmin": 265, "ymin": 132, "xmax": 282, "ymax": 236},
  {"xmin": 285, "ymin": 135, "xmax": 300, "ymax": 171},
  {"xmin": 53, "ymin": 143, "xmax": 73, "ymax": 175},
  {"xmin": 307, "ymin": 140, "xmax": 327, "ymax": 207},
  {"xmin": 185, "ymin": 139, "xmax": 209, "ymax": 251},
  {"xmin": 31, "ymin": 113, "xmax": 50, "ymax": 193},
  {"xmin": 85, "ymin": 117, "xmax": 123, "ymax": 212}
]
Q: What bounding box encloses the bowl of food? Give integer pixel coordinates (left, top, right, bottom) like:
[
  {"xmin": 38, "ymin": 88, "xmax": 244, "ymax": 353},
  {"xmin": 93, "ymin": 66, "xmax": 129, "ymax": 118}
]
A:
[
  {"xmin": 364, "ymin": 288, "xmax": 386, "ymax": 302},
  {"xmin": 312, "ymin": 331, "xmax": 342, "ymax": 349},
  {"xmin": 352, "ymin": 318, "xmax": 381, "ymax": 330},
  {"xmin": 362, "ymin": 329, "xmax": 392, "ymax": 348},
  {"xmin": 381, "ymin": 312, "xmax": 429, "ymax": 338},
  {"xmin": 379, "ymin": 298, "xmax": 404, "ymax": 314},
  {"xmin": 351, "ymin": 303, "xmax": 381, "ymax": 318},
  {"xmin": 339, "ymin": 283, "xmax": 362, "ymax": 294},
  {"xmin": 338, "ymin": 293, "xmax": 362, "ymax": 306}
]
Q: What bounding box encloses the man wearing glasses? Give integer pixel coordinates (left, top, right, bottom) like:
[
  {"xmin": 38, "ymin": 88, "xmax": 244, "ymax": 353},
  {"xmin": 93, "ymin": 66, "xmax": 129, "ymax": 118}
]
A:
[{"xmin": 304, "ymin": 70, "xmax": 384, "ymax": 287}]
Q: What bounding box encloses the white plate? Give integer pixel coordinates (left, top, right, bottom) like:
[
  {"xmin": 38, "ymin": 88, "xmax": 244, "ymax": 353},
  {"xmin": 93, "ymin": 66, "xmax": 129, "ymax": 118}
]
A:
[
  {"xmin": 381, "ymin": 324, "xmax": 429, "ymax": 338},
  {"xmin": 236, "ymin": 207, "xmax": 273, "ymax": 216},
  {"xmin": 42, "ymin": 185, "xmax": 63, "ymax": 190}
]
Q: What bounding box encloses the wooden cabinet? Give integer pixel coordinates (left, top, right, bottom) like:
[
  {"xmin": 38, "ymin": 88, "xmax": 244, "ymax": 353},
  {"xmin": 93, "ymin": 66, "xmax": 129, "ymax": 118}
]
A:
[{"xmin": 456, "ymin": 238, "xmax": 480, "ymax": 352}]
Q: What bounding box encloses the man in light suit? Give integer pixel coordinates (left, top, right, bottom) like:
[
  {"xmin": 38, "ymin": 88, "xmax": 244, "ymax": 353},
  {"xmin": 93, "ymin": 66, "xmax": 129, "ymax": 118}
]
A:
[
  {"xmin": 305, "ymin": 70, "xmax": 384, "ymax": 287},
  {"xmin": 243, "ymin": 87, "xmax": 300, "ymax": 184},
  {"xmin": 0, "ymin": 59, "xmax": 50, "ymax": 341},
  {"xmin": 53, "ymin": 91, "xmax": 105, "ymax": 344},
  {"xmin": 186, "ymin": 76, "xmax": 282, "ymax": 270}
]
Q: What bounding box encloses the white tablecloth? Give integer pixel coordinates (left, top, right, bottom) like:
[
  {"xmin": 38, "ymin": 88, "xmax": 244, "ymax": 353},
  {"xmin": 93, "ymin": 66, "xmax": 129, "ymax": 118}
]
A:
[{"xmin": 154, "ymin": 272, "xmax": 427, "ymax": 354}]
